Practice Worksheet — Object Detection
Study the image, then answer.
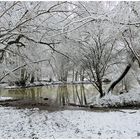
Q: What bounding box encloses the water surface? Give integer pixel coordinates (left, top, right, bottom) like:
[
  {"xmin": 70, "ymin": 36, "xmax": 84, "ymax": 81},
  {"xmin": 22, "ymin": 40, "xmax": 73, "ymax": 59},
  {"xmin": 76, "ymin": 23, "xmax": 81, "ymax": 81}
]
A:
[{"xmin": 0, "ymin": 84, "xmax": 98, "ymax": 107}]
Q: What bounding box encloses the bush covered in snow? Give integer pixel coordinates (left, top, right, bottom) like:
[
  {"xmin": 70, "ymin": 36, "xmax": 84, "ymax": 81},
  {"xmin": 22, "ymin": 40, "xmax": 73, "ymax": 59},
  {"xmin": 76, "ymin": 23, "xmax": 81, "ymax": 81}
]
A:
[{"xmin": 91, "ymin": 87, "xmax": 140, "ymax": 108}]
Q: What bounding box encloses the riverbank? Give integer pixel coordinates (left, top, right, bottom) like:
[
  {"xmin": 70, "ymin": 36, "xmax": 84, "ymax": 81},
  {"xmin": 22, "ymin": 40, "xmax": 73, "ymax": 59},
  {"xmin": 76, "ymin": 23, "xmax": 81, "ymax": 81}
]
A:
[
  {"xmin": 0, "ymin": 106, "xmax": 139, "ymax": 139},
  {"xmin": 0, "ymin": 80, "xmax": 94, "ymax": 89},
  {"xmin": 90, "ymin": 87, "xmax": 140, "ymax": 108}
]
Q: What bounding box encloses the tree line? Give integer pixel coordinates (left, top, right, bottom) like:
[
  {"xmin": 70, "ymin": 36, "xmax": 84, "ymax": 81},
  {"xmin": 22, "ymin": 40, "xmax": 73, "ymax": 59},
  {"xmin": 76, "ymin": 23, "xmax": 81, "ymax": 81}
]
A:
[{"xmin": 0, "ymin": 1, "xmax": 140, "ymax": 97}]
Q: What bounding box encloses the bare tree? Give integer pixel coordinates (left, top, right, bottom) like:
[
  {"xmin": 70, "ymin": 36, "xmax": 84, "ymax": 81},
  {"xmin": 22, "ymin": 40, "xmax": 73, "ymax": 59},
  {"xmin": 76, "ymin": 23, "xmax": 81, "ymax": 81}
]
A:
[{"xmin": 78, "ymin": 23, "xmax": 116, "ymax": 97}]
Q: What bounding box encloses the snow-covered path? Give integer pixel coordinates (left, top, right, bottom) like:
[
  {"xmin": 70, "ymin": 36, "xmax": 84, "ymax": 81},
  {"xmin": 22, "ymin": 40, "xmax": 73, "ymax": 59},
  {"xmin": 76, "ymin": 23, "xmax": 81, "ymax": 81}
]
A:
[{"xmin": 0, "ymin": 107, "xmax": 140, "ymax": 139}]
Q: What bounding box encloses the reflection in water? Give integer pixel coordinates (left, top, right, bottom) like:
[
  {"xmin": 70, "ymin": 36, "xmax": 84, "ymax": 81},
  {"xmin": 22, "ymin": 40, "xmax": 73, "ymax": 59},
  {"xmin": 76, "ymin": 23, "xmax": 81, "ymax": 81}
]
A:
[
  {"xmin": 73, "ymin": 85, "xmax": 87, "ymax": 105},
  {"xmin": 55, "ymin": 84, "xmax": 89, "ymax": 106},
  {"xmin": 6, "ymin": 87, "xmax": 42, "ymax": 101},
  {"xmin": 56, "ymin": 85, "xmax": 70, "ymax": 106},
  {"xmin": 0, "ymin": 84, "xmax": 98, "ymax": 107}
]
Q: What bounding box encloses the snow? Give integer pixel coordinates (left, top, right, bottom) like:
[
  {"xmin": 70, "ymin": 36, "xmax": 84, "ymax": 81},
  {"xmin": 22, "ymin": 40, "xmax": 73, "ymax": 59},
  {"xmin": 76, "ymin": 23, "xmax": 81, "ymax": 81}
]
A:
[
  {"xmin": 0, "ymin": 83, "xmax": 9, "ymax": 88},
  {"xmin": 91, "ymin": 87, "xmax": 140, "ymax": 107},
  {"xmin": 5, "ymin": 85, "xmax": 18, "ymax": 89},
  {"xmin": 0, "ymin": 107, "xmax": 140, "ymax": 139},
  {"xmin": 0, "ymin": 97, "xmax": 13, "ymax": 101}
]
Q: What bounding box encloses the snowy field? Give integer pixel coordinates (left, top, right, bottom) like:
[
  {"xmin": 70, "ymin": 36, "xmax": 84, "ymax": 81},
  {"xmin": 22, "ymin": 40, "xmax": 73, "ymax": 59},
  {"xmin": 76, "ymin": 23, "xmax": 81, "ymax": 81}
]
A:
[{"xmin": 0, "ymin": 106, "xmax": 140, "ymax": 139}]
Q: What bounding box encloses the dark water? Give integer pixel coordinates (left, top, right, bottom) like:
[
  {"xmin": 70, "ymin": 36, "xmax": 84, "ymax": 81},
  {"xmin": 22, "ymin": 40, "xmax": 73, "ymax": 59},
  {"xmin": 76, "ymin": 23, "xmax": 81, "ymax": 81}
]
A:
[{"xmin": 0, "ymin": 84, "xmax": 98, "ymax": 107}]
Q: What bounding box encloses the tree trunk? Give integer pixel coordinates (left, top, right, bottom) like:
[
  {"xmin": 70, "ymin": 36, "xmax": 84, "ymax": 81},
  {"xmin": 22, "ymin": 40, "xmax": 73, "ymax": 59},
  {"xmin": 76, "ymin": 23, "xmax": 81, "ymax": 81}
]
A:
[
  {"xmin": 30, "ymin": 73, "xmax": 35, "ymax": 83},
  {"xmin": 108, "ymin": 59, "xmax": 135, "ymax": 93},
  {"xmin": 72, "ymin": 69, "xmax": 74, "ymax": 81},
  {"xmin": 96, "ymin": 71, "xmax": 105, "ymax": 98},
  {"xmin": 75, "ymin": 71, "xmax": 78, "ymax": 81},
  {"xmin": 97, "ymin": 81, "xmax": 104, "ymax": 98}
]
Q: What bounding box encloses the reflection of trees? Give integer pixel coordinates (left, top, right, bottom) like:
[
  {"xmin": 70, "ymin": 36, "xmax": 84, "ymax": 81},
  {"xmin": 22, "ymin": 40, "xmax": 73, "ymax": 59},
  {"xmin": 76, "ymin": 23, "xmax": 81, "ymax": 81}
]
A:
[
  {"xmin": 73, "ymin": 85, "xmax": 87, "ymax": 105},
  {"xmin": 8, "ymin": 87, "xmax": 42, "ymax": 100},
  {"xmin": 56, "ymin": 85, "xmax": 70, "ymax": 106},
  {"xmin": 8, "ymin": 88, "xmax": 27, "ymax": 99},
  {"xmin": 25, "ymin": 87, "xmax": 42, "ymax": 101},
  {"xmin": 30, "ymin": 88, "xmax": 36, "ymax": 100},
  {"xmin": 5, "ymin": 85, "xmax": 88, "ymax": 107},
  {"xmin": 56, "ymin": 84, "xmax": 88, "ymax": 106}
]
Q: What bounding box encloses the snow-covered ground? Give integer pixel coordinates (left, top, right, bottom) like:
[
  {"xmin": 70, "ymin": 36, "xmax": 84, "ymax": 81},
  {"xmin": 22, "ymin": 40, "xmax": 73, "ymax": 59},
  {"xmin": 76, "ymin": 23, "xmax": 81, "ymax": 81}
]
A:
[
  {"xmin": 0, "ymin": 106, "xmax": 140, "ymax": 139},
  {"xmin": 0, "ymin": 97, "xmax": 13, "ymax": 101}
]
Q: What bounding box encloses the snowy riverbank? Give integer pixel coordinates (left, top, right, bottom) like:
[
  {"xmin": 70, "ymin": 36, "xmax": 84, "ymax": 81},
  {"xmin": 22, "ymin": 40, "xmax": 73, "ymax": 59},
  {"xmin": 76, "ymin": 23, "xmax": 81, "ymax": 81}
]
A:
[
  {"xmin": 90, "ymin": 87, "xmax": 140, "ymax": 108},
  {"xmin": 0, "ymin": 106, "xmax": 140, "ymax": 139},
  {"xmin": 0, "ymin": 80, "xmax": 92, "ymax": 89}
]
